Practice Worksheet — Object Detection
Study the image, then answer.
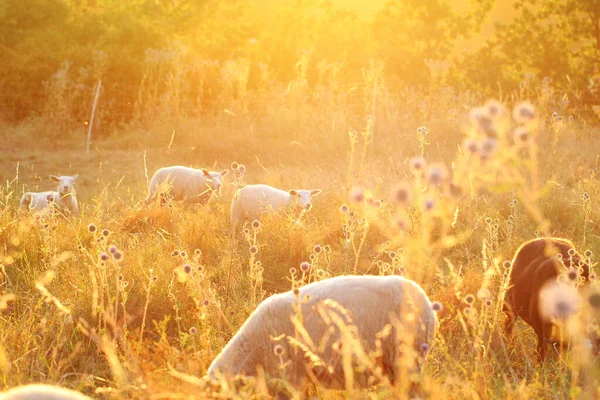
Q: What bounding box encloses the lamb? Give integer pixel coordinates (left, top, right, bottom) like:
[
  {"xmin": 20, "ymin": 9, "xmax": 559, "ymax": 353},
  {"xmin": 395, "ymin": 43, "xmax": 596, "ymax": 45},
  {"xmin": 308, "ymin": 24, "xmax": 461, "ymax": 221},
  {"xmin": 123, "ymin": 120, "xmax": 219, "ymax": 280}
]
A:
[
  {"xmin": 0, "ymin": 384, "xmax": 92, "ymax": 400},
  {"xmin": 143, "ymin": 166, "xmax": 229, "ymax": 206},
  {"xmin": 230, "ymin": 184, "xmax": 321, "ymax": 237},
  {"xmin": 503, "ymin": 237, "xmax": 593, "ymax": 359},
  {"xmin": 20, "ymin": 175, "xmax": 79, "ymax": 216},
  {"xmin": 207, "ymin": 275, "xmax": 438, "ymax": 396}
]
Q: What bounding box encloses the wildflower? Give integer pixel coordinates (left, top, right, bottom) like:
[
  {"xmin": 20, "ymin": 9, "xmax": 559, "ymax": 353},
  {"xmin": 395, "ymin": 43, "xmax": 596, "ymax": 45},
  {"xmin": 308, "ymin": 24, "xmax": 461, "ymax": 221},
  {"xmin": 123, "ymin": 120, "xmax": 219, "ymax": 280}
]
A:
[
  {"xmin": 152, "ymin": 276, "xmax": 158, "ymax": 281},
  {"xmin": 485, "ymin": 217, "xmax": 492, "ymax": 224},
  {"xmin": 180, "ymin": 251, "xmax": 187, "ymax": 258},
  {"xmin": 389, "ymin": 251, "xmax": 397, "ymax": 259},
  {"xmin": 77, "ymin": 244, "xmax": 83, "ymax": 251},
  {"xmin": 567, "ymin": 248, "xmax": 576, "ymax": 257},
  {"xmin": 431, "ymin": 301, "xmax": 443, "ymax": 312},
  {"xmin": 293, "ymin": 288, "xmax": 300, "ymax": 296},
  {"xmin": 197, "ymin": 265, "xmax": 204, "ymax": 272},
  {"xmin": 309, "ymin": 254, "xmax": 315, "ymax": 261},
  {"xmin": 464, "ymin": 294, "xmax": 475, "ymax": 305},
  {"xmin": 416, "ymin": 126, "xmax": 429, "ymax": 135},
  {"xmin": 588, "ymin": 293, "xmax": 600, "ymax": 308},
  {"xmin": 479, "ymin": 138, "xmax": 498, "ymax": 159},
  {"xmin": 194, "ymin": 249, "xmax": 202, "ymax": 256},
  {"xmin": 477, "ymin": 288, "xmax": 491, "ymax": 301},
  {"xmin": 252, "ymin": 220, "xmax": 261, "ymax": 229},
  {"xmin": 112, "ymin": 251, "xmax": 123, "ymax": 261},
  {"xmin": 426, "ymin": 164, "xmax": 446, "ymax": 185},
  {"xmin": 349, "ymin": 211, "xmax": 355, "ymax": 218},
  {"xmin": 585, "ymin": 250, "xmax": 593, "ymax": 258},
  {"xmin": 568, "ymin": 268, "xmax": 578, "ymax": 281},
  {"xmin": 231, "ymin": 161, "xmax": 239, "ymax": 170},
  {"xmin": 513, "ymin": 126, "xmax": 532, "ymax": 146},
  {"xmin": 273, "ymin": 344, "xmax": 285, "ymax": 356},
  {"xmin": 484, "ymin": 99, "xmax": 506, "ymax": 119},
  {"xmin": 88, "ymin": 223, "xmax": 97, "ymax": 233},
  {"xmin": 203, "ymin": 299, "xmax": 210, "ymax": 307},
  {"xmin": 324, "ymin": 245, "xmax": 331, "ymax": 252},
  {"xmin": 100, "ymin": 252, "xmax": 109, "ymax": 261},
  {"xmin": 462, "ymin": 138, "xmax": 479, "ymax": 154},
  {"xmin": 340, "ymin": 204, "xmax": 350, "ymax": 214},
  {"xmin": 244, "ymin": 228, "xmax": 250, "ymax": 235},
  {"xmin": 238, "ymin": 164, "xmax": 246, "ymax": 174},
  {"xmin": 424, "ymin": 197, "xmax": 435, "ymax": 211},
  {"xmin": 513, "ymin": 101, "xmax": 536, "ymax": 123},
  {"xmin": 590, "ymin": 273, "xmax": 597, "ymax": 282},
  {"xmin": 349, "ymin": 187, "xmax": 365, "ymax": 203},
  {"xmin": 171, "ymin": 250, "xmax": 179, "ymax": 257},
  {"xmin": 182, "ymin": 264, "xmax": 192, "ymax": 274},
  {"xmin": 420, "ymin": 343, "xmax": 430, "ymax": 355},
  {"xmin": 249, "ymin": 246, "xmax": 258, "ymax": 255},
  {"xmin": 539, "ymin": 281, "xmax": 580, "ymax": 322},
  {"xmin": 470, "ymin": 107, "xmax": 495, "ymax": 136},
  {"xmin": 189, "ymin": 326, "xmax": 198, "ymax": 335},
  {"xmin": 390, "ymin": 182, "xmax": 413, "ymax": 205},
  {"xmin": 300, "ymin": 261, "xmax": 311, "ymax": 272},
  {"xmin": 102, "ymin": 229, "xmax": 110, "ymax": 237},
  {"xmin": 313, "ymin": 245, "xmax": 322, "ymax": 254},
  {"xmin": 290, "ymin": 267, "xmax": 297, "ymax": 275},
  {"xmin": 485, "ymin": 300, "xmax": 492, "ymax": 307},
  {"xmin": 408, "ymin": 156, "xmax": 427, "ymax": 174}
]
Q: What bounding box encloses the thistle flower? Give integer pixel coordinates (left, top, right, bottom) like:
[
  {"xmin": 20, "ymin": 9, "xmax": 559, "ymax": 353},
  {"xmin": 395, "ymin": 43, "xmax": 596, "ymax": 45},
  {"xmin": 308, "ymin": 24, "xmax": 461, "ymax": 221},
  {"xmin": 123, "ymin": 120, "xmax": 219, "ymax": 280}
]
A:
[
  {"xmin": 324, "ymin": 245, "xmax": 331, "ymax": 252},
  {"xmin": 464, "ymin": 294, "xmax": 475, "ymax": 305},
  {"xmin": 424, "ymin": 197, "xmax": 435, "ymax": 211},
  {"xmin": 469, "ymin": 107, "xmax": 495, "ymax": 136},
  {"xmin": 420, "ymin": 343, "xmax": 430, "ymax": 355},
  {"xmin": 513, "ymin": 101, "xmax": 536, "ymax": 123},
  {"xmin": 100, "ymin": 252, "xmax": 109, "ymax": 262},
  {"xmin": 485, "ymin": 300, "xmax": 492, "ymax": 307},
  {"xmin": 313, "ymin": 245, "xmax": 322, "ymax": 254},
  {"xmin": 231, "ymin": 161, "xmax": 239, "ymax": 170},
  {"xmin": 300, "ymin": 261, "xmax": 310, "ymax": 272},
  {"xmin": 290, "ymin": 267, "xmax": 297, "ymax": 275},
  {"xmin": 340, "ymin": 204, "xmax": 349, "ymax": 214},
  {"xmin": 408, "ymin": 156, "xmax": 427, "ymax": 174},
  {"xmin": 102, "ymin": 229, "xmax": 110, "ymax": 237},
  {"xmin": 180, "ymin": 251, "xmax": 187, "ymax": 258},
  {"xmin": 171, "ymin": 250, "xmax": 179, "ymax": 257},
  {"xmin": 513, "ymin": 126, "xmax": 532, "ymax": 146},
  {"xmin": 349, "ymin": 187, "xmax": 365, "ymax": 203},
  {"xmin": 238, "ymin": 164, "xmax": 246, "ymax": 174},
  {"xmin": 484, "ymin": 99, "xmax": 506, "ymax": 119},
  {"xmin": 426, "ymin": 164, "xmax": 446, "ymax": 185},
  {"xmin": 390, "ymin": 182, "xmax": 413, "ymax": 205},
  {"xmin": 539, "ymin": 281, "xmax": 580, "ymax": 322},
  {"xmin": 462, "ymin": 138, "xmax": 479, "ymax": 154},
  {"xmin": 203, "ymin": 299, "xmax": 210, "ymax": 307},
  {"xmin": 477, "ymin": 288, "xmax": 491, "ymax": 301},
  {"xmin": 182, "ymin": 264, "xmax": 192, "ymax": 274},
  {"xmin": 479, "ymin": 138, "xmax": 498, "ymax": 159},
  {"xmin": 389, "ymin": 251, "xmax": 397, "ymax": 259},
  {"xmin": 431, "ymin": 301, "xmax": 443, "ymax": 312},
  {"xmin": 568, "ymin": 268, "xmax": 578, "ymax": 281},
  {"xmin": 293, "ymin": 288, "xmax": 300, "ymax": 296},
  {"xmin": 585, "ymin": 250, "xmax": 593, "ymax": 258},
  {"xmin": 252, "ymin": 220, "xmax": 261, "ymax": 229},
  {"xmin": 194, "ymin": 249, "xmax": 202, "ymax": 256},
  {"xmin": 88, "ymin": 223, "xmax": 97, "ymax": 233},
  {"xmin": 249, "ymin": 246, "xmax": 258, "ymax": 255},
  {"xmin": 189, "ymin": 326, "xmax": 198, "ymax": 335},
  {"xmin": 112, "ymin": 251, "xmax": 123, "ymax": 261}
]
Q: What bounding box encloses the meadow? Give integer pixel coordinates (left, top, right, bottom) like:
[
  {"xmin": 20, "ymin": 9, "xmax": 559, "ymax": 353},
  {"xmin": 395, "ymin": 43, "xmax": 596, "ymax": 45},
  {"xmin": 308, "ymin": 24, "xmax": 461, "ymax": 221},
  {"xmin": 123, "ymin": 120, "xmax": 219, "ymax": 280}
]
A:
[{"xmin": 3, "ymin": 0, "xmax": 600, "ymax": 398}]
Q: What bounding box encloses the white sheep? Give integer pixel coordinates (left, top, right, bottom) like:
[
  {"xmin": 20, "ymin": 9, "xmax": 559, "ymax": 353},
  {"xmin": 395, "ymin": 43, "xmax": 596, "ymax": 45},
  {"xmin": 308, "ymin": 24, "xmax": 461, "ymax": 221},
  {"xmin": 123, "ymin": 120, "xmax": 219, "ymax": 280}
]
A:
[
  {"xmin": 230, "ymin": 184, "xmax": 321, "ymax": 237},
  {"xmin": 20, "ymin": 175, "xmax": 79, "ymax": 216},
  {"xmin": 207, "ymin": 275, "xmax": 438, "ymax": 395},
  {"xmin": 143, "ymin": 166, "xmax": 229, "ymax": 206},
  {"xmin": 0, "ymin": 384, "xmax": 91, "ymax": 400}
]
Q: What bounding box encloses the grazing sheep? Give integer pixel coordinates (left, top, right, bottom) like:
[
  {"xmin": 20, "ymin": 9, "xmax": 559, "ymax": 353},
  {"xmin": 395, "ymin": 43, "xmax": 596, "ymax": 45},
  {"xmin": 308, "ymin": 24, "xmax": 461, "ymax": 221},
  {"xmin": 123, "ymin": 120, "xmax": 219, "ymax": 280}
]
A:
[
  {"xmin": 207, "ymin": 275, "xmax": 438, "ymax": 396},
  {"xmin": 230, "ymin": 184, "xmax": 321, "ymax": 237},
  {"xmin": 143, "ymin": 166, "xmax": 229, "ymax": 206},
  {"xmin": 503, "ymin": 237, "xmax": 592, "ymax": 359},
  {"xmin": 20, "ymin": 175, "xmax": 79, "ymax": 216},
  {"xmin": 0, "ymin": 384, "xmax": 91, "ymax": 400}
]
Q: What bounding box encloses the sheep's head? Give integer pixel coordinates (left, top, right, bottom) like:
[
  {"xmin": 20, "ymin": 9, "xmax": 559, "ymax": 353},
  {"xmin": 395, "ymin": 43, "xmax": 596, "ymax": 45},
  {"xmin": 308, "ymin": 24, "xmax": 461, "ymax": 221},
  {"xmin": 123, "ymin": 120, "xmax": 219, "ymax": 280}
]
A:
[
  {"xmin": 50, "ymin": 175, "xmax": 78, "ymax": 196},
  {"xmin": 289, "ymin": 189, "xmax": 321, "ymax": 212},
  {"xmin": 202, "ymin": 169, "xmax": 229, "ymax": 195}
]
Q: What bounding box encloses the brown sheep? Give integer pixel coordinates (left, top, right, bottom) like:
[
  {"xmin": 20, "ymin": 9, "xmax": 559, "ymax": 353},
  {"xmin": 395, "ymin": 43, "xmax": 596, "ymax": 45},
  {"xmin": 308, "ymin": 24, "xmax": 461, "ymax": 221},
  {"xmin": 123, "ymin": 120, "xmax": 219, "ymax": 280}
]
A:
[{"xmin": 503, "ymin": 237, "xmax": 592, "ymax": 359}]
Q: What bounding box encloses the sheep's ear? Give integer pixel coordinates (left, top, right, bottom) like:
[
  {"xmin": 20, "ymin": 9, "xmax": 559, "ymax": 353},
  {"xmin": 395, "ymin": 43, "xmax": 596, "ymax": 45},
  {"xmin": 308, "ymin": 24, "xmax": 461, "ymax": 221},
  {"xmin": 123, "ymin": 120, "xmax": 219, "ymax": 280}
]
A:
[
  {"xmin": 288, "ymin": 190, "xmax": 298, "ymax": 196},
  {"xmin": 310, "ymin": 189, "xmax": 322, "ymax": 196},
  {"xmin": 220, "ymin": 169, "xmax": 229, "ymax": 177},
  {"xmin": 202, "ymin": 169, "xmax": 211, "ymax": 177},
  {"xmin": 72, "ymin": 174, "xmax": 78, "ymax": 180},
  {"xmin": 50, "ymin": 175, "xmax": 60, "ymax": 182}
]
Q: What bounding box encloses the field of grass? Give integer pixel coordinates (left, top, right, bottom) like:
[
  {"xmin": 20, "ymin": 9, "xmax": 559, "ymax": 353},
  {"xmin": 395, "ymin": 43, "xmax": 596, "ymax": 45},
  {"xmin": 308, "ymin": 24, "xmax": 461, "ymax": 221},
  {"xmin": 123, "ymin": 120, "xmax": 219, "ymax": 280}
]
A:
[{"xmin": 2, "ymin": 82, "xmax": 600, "ymax": 400}]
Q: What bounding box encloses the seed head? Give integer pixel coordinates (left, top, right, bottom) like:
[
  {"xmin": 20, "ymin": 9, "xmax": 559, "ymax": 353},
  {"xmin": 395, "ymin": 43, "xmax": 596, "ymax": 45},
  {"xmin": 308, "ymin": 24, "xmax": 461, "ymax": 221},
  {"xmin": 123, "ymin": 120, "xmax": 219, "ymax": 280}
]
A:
[
  {"xmin": 479, "ymin": 138, "xmax": 498, "ymax": 159},
  {"xmin": 349, "ymin": 187, "xmax": 365, "ymax": 203},
  {"xmin": 513, "ymin": 101, "xmax": 536, "ymax": 123},
  {"xmin": 477, "ymin": 288, "xmax": 491, "ymax": 301},
  {"xmin": 313, "ymin": 245, "xmax": 322, "ymax": 254},
  {"xmin": 152, "ymin": 276, "xmax": 158, "ymax": 281},
  {"xmin": 340, "ymin": 204, "xmax": 349, "ymax": 214},
  {"xmin": 585, "ymin": 250, "xmax": 593, "ymax": 258},
  {"xmin": 102, "ymin": 229, "xmax": 110, "ymax": 237},
  {"xmin": 197, "ymin": 265, "xmax": 203, "ymax": 272},
  {"xmin": 243, "ymin": 228, "xmax": 250, "ymax": 235},
  {"xmin": 273, "ymin": 344, "xmax": 285, "ymax": 356},
  {"xmin": 389, "ymin": 251, "xmax": 397, "ymax": 259},
  {"xmin": 203, "ymin": 299, "xmax": 210, "ymax": 307},
  {"xmin": 300, "ymin": 261, "xmax": 311, "ymax": 272},
  {"xmin": 293, "ymin": 288, "xmax": 300, "ymax": 296},
  {"xmin": 231, "ymin": 161, "xmax": 239, "ymax": 170},
  {"xmin": 189, "ymin": 326, "xmax": 198, "ymax": 335},
  {"xmin": 46, "ymin": 194, "xmax": 54, "ymax": 202},
  {"xmin": 100, "ymin": 252, "xmax": 109, "ymax": 261},
  {"xmin": 513, "ymin": 126, "xmax": 532, "ymax": 146},
  {"xmin": 182, "ymin": 264, "xmax": 192, "ymax": 274},
  {"xmin": 252, "ymin": 220, "xmax": 261, "ymax": 229},
  {"xmin": 324, "ymin": 245, "xmax": 331, "ymax": 252},
  {"xmin": 349, "ymin": 211, "xmax": 355, "ymax": 218},
  {"xmin": 424, "ymin": 197, "xmax": 435, "ymax": 211},
  {"xmin": 290, "ymin": 267, "xmax": 297, "ymax": 275},
  {"xmin": 568, "ymin": 268, "xmax": 578, "ymax": 281},
  {"xmin": 420, "ymin": 343, "xmax": 430, "ymax": 355},
  {"xmin": 112, "ymin": 251, "xmax": 123, "ymax": 261},
  {"xmin": 238, "ymin": 164, "xmax": 246, "ymax": 174},
  {"xmin": 88, "ymin": 223, "xmax": 97, "ymax": 233},
  {"xmin": 462, "ymin": 138, "xmax": 479, "ymax": 154},
  {"xmin": 180, "ymin": 251, "xmax": 187, "ymax": 258},
  {"xmin": 484, "ymin": 99, "xmax": 506, "ymax": 119},
  {"xmin": 171, "ymin": 250, "xmax": 179, "ymax": 257},
  {"xmin": 249, "ymin": 246, "xmax": 258, "ymax": 255},
  {"xmin": 568, "ymin": 248, "xmax": 576, "ymax": 257},
  {"xmin": 194, "ymin": 249, "xmax": 202, "ymax": 256},
  {"xmin": 431, "ymin": 301, "xmax": 443, "ymax": 312},
  {"xmin": 464, "ymin": 294, "xmax": 475, "ymax": 305},
  {"xmin": 118, "ymin": 274, "xmax": 124, "ymax": 281},
  {"xmin": 485, "ymin": 300, "xmax": 492, "ymax": 307}
]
